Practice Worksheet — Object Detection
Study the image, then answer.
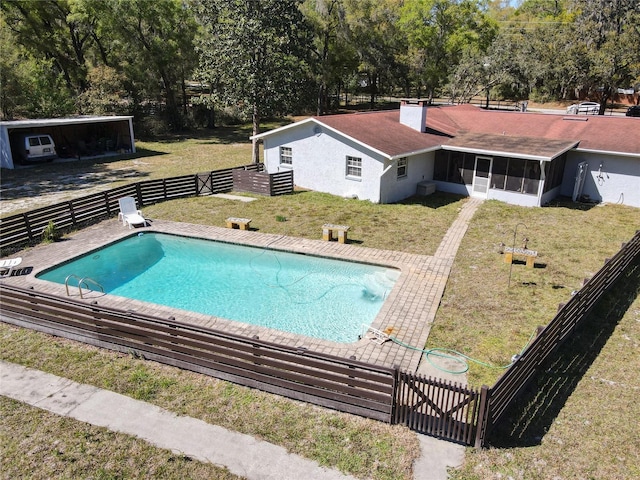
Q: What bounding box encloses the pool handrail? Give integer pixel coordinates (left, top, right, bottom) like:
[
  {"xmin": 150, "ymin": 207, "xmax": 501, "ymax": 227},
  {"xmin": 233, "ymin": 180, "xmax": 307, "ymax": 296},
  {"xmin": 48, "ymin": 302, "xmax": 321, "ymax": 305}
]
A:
[{"xmin": 65, "ymin": 274, "xmax": 105, "ymax": 298}]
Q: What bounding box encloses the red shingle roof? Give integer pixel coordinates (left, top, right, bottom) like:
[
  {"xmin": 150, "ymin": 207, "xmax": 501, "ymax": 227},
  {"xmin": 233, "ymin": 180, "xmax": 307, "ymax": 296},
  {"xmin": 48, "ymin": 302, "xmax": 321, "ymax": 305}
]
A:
[
  {"xmin": 429, "ymin": 105, "xmax": 640, "ymax": 155},
  {"xmin": 315, "ymin": 110, "xmax": 444, "ymax": 158},
  {"xmin": 312, "ymin": 105, "xmax": 640, "ymax": 157},
  {"xmin": 443, "ymin": 132, "xmax": 578, "ymax": 160}
]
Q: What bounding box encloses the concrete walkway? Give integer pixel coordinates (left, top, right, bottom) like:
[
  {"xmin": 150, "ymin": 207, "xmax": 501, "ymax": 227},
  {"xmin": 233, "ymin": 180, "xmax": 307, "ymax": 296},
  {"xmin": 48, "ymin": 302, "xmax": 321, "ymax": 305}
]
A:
[
  {"xmin": 416, "ymin": 197, "xmax": 483, "ymax": 382},
  {"xmin": 413, "ymin": 197, "xmax": 482, "ymax": 479},
  {"xmin": 1, "ymin": 197, "xmax": 483, "ymax": 479},
  {"xmin": 0, "ymin": 360, "xmax": 356, "ymax": 480}
]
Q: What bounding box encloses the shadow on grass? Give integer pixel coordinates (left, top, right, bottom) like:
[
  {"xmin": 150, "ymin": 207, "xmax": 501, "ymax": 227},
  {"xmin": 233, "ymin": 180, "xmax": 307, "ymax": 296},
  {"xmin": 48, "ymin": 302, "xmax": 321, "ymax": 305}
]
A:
[
  {"xmin": 0, "ymin": 149, "xmax": 172, "ymax": 202},
  {"xmin": 141, "ymin": 121, "xmax": 292, "ymax": 145},
  {"xmin": 487, "ymin": 258, "xmax": 640, "ymax": 448},
  {"xmin": 543, "ymin": 195, "xmax": 599, "ymax": 211},
  {"xmin": 397, "ymin": 192, "xmax": 466, "ymax": 209}
]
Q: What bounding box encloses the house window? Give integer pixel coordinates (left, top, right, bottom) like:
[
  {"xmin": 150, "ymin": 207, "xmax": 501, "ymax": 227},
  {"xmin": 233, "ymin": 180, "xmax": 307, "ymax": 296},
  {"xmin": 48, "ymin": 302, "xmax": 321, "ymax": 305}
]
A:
[
  {"xmin": 493, "ymin": 158, "xmax": 541, "ymax": 194},
  {"xmin": 279, "ymin": 146, "xmax": 292, "ymax": 165},
  {"xmin": 523, "ymin": 161, "xmax": 541, "ymax": 194},
  {"xmin": 506, "ymin": 159, "xmax": 526, "ymax": 192},
  {"xmin": 397, "ymin": 157, "xmax": 408, "ymax": 179},
  {"xmin": 346, "ymin": 156, "xmax": 362, "ymax": 178},
  {"xmin": 448, "ymin": 151, "xmax": 464, "ymax": 183}
]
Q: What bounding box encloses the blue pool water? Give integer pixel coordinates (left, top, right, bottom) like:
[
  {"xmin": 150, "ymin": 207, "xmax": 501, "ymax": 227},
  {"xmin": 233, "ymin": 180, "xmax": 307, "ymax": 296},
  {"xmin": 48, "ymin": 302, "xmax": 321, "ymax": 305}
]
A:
[{"xmin": 37, "ymin": 233, "xmax": 399, "ymax": 342}]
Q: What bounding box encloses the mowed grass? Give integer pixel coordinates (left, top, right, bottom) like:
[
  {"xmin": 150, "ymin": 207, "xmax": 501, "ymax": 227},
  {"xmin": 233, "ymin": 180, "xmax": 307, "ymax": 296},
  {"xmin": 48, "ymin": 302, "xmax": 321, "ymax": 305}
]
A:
[
  {"xmin": 0, "ymin": 396, "xmax": 242, "ymax": 480},
  {"xmin": 450, "ymin": 266, "xmax": 640, "ymax": 480},
  {"xmin": 427, "ymin": 199, "xmax": 639, "ymax": 387},
  {"xmin": 142, "ymin": 190, "xmax": 464, "ymax": 255},
  {"xmin": 0, "ymin": 323, "xmax": 419, "ymax": 480},
  {"xmin": 2, "ymin": 127, "xmax": 640, "ymax": 479}
]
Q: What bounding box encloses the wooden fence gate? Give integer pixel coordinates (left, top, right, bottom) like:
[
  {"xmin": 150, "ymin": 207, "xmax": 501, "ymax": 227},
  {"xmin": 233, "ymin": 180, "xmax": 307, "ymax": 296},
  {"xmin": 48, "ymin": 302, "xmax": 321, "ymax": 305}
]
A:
[{"xmin": 394, "ymin": 371, "xmax": 484, "ymax": 445}]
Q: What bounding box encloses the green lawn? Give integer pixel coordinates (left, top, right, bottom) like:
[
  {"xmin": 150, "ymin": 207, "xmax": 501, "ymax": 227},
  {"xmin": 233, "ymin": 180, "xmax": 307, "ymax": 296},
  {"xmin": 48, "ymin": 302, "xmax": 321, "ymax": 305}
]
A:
[{"xmin": 1, "ymin": 127, "xmax": 639, "ymax": 479}]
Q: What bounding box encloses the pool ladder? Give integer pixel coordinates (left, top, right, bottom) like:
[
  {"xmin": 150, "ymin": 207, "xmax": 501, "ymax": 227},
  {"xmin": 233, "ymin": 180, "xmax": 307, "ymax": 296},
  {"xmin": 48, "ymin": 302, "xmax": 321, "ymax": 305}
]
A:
[{"xmin": 65, "ymin": 274, "xmax": 105, "ymax": 299}]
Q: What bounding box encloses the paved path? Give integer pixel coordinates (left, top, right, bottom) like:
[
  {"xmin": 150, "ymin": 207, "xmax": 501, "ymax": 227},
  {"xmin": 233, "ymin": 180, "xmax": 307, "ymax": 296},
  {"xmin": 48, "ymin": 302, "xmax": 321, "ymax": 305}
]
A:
[
  {"xmin": 0, "ymin": 360, "xmax": 357, "ymax": 480},
  {"xmin": 1, "ymin": 197, "xmax": 483, "ymax": 479},
  {"xmin": 416, "ymin": 197, "xmax": 482, "ymax": 382}
]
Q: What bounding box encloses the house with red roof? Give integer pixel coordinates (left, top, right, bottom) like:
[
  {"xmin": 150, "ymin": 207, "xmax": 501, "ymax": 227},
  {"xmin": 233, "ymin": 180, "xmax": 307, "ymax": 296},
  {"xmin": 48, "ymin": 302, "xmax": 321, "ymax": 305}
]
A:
[{"xmin": 251, "ymin": 100, "xmax": 640, "ymax": 208}]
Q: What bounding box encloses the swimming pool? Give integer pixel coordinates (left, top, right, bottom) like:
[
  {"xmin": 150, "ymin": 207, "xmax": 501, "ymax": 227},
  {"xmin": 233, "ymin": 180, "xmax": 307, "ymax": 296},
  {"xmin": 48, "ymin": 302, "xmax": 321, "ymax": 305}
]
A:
[{"xmin": 36, "ymin": 232, "xmax": 399, "ymax": 343}]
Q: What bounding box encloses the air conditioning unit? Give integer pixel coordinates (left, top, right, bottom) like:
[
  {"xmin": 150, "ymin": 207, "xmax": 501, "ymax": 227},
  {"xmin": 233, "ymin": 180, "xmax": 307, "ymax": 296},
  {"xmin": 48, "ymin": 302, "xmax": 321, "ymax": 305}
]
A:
[{"xmin": 416, "ymin": 181, "xmax": 436, "ymax": 196}]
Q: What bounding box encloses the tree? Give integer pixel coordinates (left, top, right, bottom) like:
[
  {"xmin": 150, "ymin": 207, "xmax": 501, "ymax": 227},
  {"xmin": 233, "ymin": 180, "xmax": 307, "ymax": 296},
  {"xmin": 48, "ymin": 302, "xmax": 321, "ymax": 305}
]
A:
[
  {"xmin": 570, "ymin": 0, "xmax": 640, "ymax": 112},
  {"xmin": 76, "ymin": 66, "xmax": 130, "ymax": 115},
  {"xmin": 399, "ymin": 0, "xmax": 498, "ymax": 102},
  {"xmin": 2, "ymin": 0, "xmax": 198, "ymax": 127},
  {"xmin": 0, "ymin": 15, "xmax": 74, "ymax": 119},
  {"xmin": 81, "ymin": 0, "xmax": 199, "ymax": 129},
  {"xmin": 302, "ymin": 0, "xmax": 358, "ymax": 115},
  {"xmin": 1, "ymin": 0, "xmax": 93, "ymax": 95},
  {"xmin": 342, "ymin": 0, "xmax": 406, "ymax": 107},
  {"xmin": 195, "ymin": 0, "xmax": 314, "ymax": 162}
]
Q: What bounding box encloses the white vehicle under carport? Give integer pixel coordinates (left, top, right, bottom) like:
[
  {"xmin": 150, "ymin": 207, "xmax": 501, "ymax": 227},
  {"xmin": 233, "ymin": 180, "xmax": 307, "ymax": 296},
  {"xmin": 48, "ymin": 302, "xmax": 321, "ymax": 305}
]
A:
[
  {"xmin": 11, "ymin": 133, "xmax": 57, "ymax": 163},
  {"xmin": 566, "ymin": 102, "xmax": 600, "ymax": 115}
]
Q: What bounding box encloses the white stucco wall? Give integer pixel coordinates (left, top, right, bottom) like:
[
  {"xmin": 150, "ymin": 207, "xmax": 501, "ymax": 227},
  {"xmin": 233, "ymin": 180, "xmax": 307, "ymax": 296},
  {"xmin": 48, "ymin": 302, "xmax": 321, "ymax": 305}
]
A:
[
  {"xmin": 263, "ymin": 122, "xmax": 386, "ymax": 202},
  {"xmin": 487, "ymin": 189, "xmax": 540, "ymax": 207},
  {"xmin": 434, "ymin": 181, "xmax": 541, "ymax": 206},
  {"xmin": 562, "ymin": 151, "xmax": 640, "ymax": 207},
  {"xmin": 379, "ymin": 152, "xmax": 435, "ymax": 203},
  {"xmin": 541, "ymin": 185, "xmax": 562, "ymax": 206},
  {"xmin": 259, "ymin": 122, "xmax": 640, "ymax": 208},
  {"xmin": 432, "ymin": 181, "xmax": 470, "ymax": 197},
  {"xmin": 399, "ymin": 102, "xmax": 427, "ymax": 132}
]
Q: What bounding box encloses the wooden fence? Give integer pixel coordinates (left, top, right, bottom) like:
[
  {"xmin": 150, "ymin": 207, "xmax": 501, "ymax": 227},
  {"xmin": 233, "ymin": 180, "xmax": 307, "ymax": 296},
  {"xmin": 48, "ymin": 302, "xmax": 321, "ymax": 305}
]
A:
[
  {"xmin": 394, "ymin": 371, "xmax": 482, "ymax": 445},
  {"xmin": 233, "ymin": 169, "xmax": 294, "ymax": 197},
  {"xmin": 1, "ymin": 194, "xmax": 637, "ymax": 446},
  {"xmin": 0, "ymin": 163, "xmax": 293, "ymax": 249},
  {"xmin": 0, "ymin": 284, "xmax": 395, "ymax": 422},
  {"xmin": 475, "ymin": 229, "xmax": 640, "ymax": 446}
]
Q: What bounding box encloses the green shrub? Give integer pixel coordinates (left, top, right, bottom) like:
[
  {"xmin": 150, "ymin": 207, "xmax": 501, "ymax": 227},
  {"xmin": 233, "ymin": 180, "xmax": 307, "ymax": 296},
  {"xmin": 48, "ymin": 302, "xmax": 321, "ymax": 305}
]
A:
[{"xmin": 42, "ymin": 221, "xmax": 61, "ymax": 242}]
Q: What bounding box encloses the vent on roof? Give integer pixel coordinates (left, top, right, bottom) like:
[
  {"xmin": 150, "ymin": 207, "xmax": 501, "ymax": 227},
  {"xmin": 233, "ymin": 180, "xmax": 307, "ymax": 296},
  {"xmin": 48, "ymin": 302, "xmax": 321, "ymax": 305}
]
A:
[{"xmin": 562, "ymin": 116, "xmax": 589, "ymax": 121}]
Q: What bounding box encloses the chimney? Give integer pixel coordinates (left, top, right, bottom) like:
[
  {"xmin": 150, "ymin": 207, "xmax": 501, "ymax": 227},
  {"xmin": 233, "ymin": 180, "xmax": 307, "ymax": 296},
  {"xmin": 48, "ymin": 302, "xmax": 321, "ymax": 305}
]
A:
[{"xmin": 399, "ymin": 99, "xmax": 428, "ymax": 132}]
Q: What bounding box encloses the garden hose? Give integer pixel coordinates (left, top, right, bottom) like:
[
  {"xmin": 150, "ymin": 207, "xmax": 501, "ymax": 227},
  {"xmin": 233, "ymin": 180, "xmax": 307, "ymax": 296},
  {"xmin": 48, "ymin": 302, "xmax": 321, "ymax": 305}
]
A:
[{"xmin": 389, "ymin": 329, "xmax": 537, "ymax": 375}]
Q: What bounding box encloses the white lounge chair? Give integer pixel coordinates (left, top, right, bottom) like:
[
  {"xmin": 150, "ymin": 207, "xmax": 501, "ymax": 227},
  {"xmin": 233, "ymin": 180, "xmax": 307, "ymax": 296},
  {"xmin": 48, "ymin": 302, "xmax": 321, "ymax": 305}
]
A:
[
  {"xmin": 0, "ymin": 257, "xmax": 22, "ymax": 277},
  {"xmin": 118, "ymin": 196, "xmax": 147, "ymax": 229}
]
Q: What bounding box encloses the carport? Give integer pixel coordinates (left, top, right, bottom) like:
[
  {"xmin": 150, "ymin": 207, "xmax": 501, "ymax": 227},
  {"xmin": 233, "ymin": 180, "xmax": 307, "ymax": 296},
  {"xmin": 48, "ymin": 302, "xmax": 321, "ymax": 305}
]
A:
[{"xmin": 0, "ymin": 115, "xmax": 135, "ymax": 169}]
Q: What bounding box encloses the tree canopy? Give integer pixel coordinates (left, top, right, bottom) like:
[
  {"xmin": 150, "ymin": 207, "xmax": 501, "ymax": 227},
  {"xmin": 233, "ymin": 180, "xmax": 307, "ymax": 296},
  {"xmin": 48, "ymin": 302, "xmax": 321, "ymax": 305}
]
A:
[
  {"xmin": 2, "ymin": 0, "xmax": 638, "ymax": 126},
  {"xmin": 194, "ymin": 0, "xmax": 313, "ymax": 161}
]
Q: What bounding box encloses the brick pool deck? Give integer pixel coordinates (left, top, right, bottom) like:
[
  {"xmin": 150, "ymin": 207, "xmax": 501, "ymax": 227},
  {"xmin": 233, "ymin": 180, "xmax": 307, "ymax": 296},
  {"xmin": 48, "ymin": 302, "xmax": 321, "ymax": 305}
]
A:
[{"xmin": 1, "ymin": 198, "xmax": 481, "ymax": 373}]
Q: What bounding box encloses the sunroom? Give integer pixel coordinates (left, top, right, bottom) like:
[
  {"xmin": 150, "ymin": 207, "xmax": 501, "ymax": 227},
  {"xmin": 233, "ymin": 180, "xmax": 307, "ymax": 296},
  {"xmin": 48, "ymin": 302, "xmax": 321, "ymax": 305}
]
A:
[{"xmin": 432, "ymin": 133, "xmax": 579, "ymax": 207}]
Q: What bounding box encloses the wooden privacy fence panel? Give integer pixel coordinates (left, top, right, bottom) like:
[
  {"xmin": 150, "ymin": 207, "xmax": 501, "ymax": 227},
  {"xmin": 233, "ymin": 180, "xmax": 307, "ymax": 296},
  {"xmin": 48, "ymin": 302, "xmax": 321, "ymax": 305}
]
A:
[
  {"xmin": 0, "ymin": 284, "xmax": 396, "ymax": 422},
  {"xmin": 269, "ymin": 170, "xmax": 295, "ymax": 196},
  {"xmin": 394, "ymin": 371, "xmax": 482, "ymax": 445},
  {"xmin": 479, "ymin": 230, "xmax": 640, "ymax": 445},
  {"xmin": 232, "ymin": 168, "xmax": 293, "ymax": 197},
  {"xmin": 137, "ymin": 175, "xmax": 197, "ymax": 205},
  {"xmin": 0, "ymin": 164, "xmax": 266, "ymax": 249}
]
